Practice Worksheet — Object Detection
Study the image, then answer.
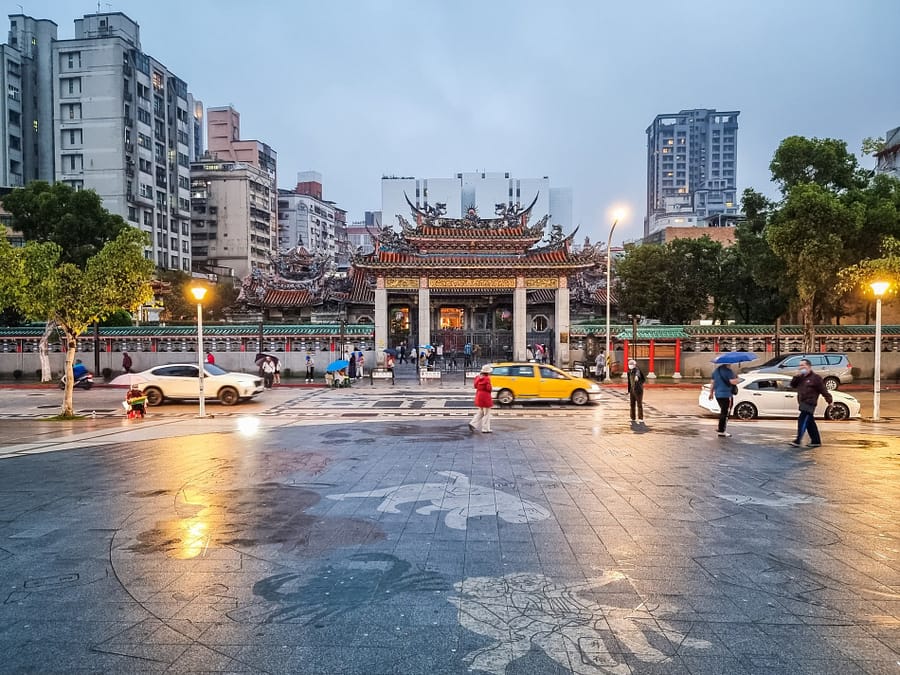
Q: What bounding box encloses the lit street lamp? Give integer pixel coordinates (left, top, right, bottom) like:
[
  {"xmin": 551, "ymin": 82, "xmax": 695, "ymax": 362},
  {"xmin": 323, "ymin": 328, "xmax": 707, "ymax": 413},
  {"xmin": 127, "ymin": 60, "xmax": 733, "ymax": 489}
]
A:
[
  {"xmin": 190, "ymin": 285, "xmax": 208, "ymax": 418},
  {"xmin": 605, "ymin": 208, "xmax": 626, "ymax": 382},
  {"xmin": 870, "ymin": 281, "xmax": 889, "ymax": 421}
]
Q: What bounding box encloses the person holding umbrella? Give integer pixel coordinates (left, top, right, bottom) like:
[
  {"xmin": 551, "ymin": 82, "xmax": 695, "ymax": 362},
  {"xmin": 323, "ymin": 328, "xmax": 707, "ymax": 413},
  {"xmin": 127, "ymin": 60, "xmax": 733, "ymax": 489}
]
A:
[
  {"xmin": 708, "ymin": 352, "xmax": 752, "ymax": 438},
  {"xmin": 261, "ymin": 356, "xmax": 276, "ymax": 388}
]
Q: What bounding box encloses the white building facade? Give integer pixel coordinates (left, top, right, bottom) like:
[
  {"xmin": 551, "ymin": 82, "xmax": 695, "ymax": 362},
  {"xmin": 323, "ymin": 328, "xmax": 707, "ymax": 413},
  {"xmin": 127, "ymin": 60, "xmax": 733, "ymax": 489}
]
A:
[
  {"xmin": 381, "ymin": 172, "xmax": 573, "ymax": 230},
  {"xmin": 277, "ymin": 189, "xmax": 338, "ymax": 257},
  {"xmin": 190, "ymin": 156, "xmax": 275, "ymax": 279},
  {"xmin": 51, "ymin": 12, "xmax": 200, "ymax": 272},
  {"xmin": 645, "ymin": 109, "xmax": 740, "ymax": 236}
]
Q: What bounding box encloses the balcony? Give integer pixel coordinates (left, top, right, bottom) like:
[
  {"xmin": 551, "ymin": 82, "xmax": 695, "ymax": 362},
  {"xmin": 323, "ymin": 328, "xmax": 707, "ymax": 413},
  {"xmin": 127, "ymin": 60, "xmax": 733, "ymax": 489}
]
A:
[
  {"xmin": 124, "ymin": 141, "xmax": 134, "ymax": 153},
  {"xmin": 123, "ymin": 91, "xmax": 133, "ymax": 102}
]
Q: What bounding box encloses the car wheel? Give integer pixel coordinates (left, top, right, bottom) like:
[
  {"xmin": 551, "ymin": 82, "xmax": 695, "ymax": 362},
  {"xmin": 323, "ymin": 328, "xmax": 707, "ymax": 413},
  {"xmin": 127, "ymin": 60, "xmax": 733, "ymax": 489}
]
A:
[
  {"xmin": 825, "ymin": 402, "xmax": 850, "ymax": 421},
  {"xmin": 218, "ymin": 387, "xmax": 239, "ymax": 406},
  {"xmin": 733, "ymin": 401, "xmax": 757, "ymax": 420},
  {"xmin": 497, "ymin": 389, "xmax": 514, "ymax": 405},
  {"xmin": 823, "ymin": 377, "xmax": 840, "ymax": 391},
  {"xmin": 570, "ymin": 389, "xmax": 589, "ymax": 406},
  {"xmin": 144, "ymin": 387, "xmax": 164, "ymax": 406}
]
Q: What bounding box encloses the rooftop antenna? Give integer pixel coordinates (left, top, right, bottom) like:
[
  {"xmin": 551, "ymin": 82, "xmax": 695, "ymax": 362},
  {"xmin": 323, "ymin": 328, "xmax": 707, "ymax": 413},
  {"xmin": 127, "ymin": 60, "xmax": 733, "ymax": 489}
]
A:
[{"xmin": 17, "ymin": 4, "xmax": 24, "ymax": 14}]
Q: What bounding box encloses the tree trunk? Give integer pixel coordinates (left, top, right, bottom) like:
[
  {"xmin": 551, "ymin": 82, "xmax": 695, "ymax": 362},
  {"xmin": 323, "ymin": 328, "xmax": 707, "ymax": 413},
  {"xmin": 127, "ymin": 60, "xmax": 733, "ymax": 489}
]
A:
[
  {"xmin": 38, "ymin": 320, "xmax": 55, "ymax": 382},
  {"xmin": 800, "ymin": 301, "xmax": 815, "ymax": 353},
  {"xmin": 62, "ymin": 329, "xmax": 76, "ymax": 418}
]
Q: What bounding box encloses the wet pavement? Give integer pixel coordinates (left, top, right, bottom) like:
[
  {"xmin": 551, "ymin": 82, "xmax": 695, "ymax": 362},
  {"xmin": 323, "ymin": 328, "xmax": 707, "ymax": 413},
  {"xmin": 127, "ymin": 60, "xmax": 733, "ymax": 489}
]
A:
[{"xmin": 0, "ymin": 392, "xmax": 898, "ymax": 673}]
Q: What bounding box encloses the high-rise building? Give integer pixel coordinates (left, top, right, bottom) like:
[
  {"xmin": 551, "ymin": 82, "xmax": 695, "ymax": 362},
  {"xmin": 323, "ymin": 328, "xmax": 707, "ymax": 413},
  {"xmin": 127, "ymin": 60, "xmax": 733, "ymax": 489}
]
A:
[
  {"xmin": 1, "ymin": 15, "xmax": 58, "ymax": 187},
  {"xmin": 381, "ymin": 172, "xmax": 572, "ymax": 230},
  {"xmin": 644, "ymin": 109, "xmax": 740, "ymax": 236},
  {"xmin": 50, "ymin": 12, "xmax": 200, "ymax": 271},
  {"xmin": 190, "ymin": 155, "xmax": 275, "ymax": 279},
  {"xmin": 277, "ymin": 171, "xmax": 347, "ymax": 264}
]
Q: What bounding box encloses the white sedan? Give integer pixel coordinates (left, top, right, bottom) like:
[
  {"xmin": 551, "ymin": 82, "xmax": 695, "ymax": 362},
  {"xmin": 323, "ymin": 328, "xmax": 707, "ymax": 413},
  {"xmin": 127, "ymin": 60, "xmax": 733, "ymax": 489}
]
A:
[
  {"xmin": 698, "ymin": 372, "xmax": 860, "ymax": 421},
  {"xmin": 132, "ymin": 363, "xmax": 265, "ymax": 406}
]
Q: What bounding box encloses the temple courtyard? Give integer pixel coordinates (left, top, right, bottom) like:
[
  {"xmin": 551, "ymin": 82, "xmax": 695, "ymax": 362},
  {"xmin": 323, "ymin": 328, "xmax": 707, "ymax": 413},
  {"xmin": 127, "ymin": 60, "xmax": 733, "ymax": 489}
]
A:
[{"xmin": 0, "ymin": 384, "xmax": 898, "ymax": 674}]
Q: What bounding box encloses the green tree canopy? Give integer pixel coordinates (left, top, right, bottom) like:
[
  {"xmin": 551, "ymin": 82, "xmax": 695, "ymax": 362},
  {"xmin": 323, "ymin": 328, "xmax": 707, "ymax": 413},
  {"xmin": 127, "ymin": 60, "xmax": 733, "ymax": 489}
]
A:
[
  {"xmin": 1, "ymin": 181, "xmax": 126, "ymax": 267},
  {"xmin": 769, "ymin": 136, "xmax": 862, "ymax": 193},
  {"xmin": 12, "ymin": 228, "xmax": 155, "ymax": 417}
]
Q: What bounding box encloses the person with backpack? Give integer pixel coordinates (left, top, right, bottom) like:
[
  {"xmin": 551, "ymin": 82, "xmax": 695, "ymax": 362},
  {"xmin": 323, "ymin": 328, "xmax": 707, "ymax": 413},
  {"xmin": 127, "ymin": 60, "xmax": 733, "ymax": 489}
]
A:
[{"xmin": 709, "ymin": 363, "xmax": 739, "ymax": 437}]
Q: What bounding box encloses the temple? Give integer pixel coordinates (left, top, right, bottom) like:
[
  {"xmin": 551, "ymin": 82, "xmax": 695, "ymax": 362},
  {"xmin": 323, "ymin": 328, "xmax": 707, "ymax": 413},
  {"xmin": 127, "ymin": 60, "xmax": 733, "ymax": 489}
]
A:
[{"xmin": 350, "ymin": 196, "xmax": 602, "ymax": 366}]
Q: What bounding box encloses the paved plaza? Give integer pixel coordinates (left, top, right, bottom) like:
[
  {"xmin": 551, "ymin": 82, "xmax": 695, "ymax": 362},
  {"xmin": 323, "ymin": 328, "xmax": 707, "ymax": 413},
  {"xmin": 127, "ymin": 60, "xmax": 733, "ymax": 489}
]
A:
[{"xmin": 0, "ymin": 385, "xmax": 898, "ymax": 674}]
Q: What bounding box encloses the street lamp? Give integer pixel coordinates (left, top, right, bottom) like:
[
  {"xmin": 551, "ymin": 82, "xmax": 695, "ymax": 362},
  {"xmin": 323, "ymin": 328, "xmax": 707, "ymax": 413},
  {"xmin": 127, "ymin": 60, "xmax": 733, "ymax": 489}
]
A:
[
  {"xmin": 605, "ymin": 208, "xmax": 626, "ymax": 382},
  {"xmin": 190, "ymin": 285, "xmax": 208, "ymax": 418},
  {"xmin": 870, "ymin": 281, "xmax": 889, "ymax": 421}
]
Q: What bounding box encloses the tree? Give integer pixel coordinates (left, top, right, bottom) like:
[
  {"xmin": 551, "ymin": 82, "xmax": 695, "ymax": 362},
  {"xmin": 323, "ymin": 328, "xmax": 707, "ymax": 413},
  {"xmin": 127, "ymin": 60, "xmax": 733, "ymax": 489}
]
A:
[
  {"xmin": 862, "ymin": 136, "xmax": 886, "ymax": 156},
  {"xmin": 1, "ymin": 181, "xmax": 126, "ymax": 267},
  {"xmin": 614, "ymin": 237, "xmax": 723, "ymax": 324},
  {"xmin": 766, "ymin": 183, "xmax": 863, "ymax": 348},
  {"xmin": 0, "ymin": 236, "xmax": 26, "ymax": 311},
  {"xmin": 614, "ymin": 244, "xmax": 669, "ymax": 320},
  {"xmin": 12, "ymin": 228, "xmax": 155, "ymax": 418},
  {"xmin": 769, "ymin": 136, "xmax": 863, "ymax": 193},
  {"xmin": 838, "ymin": 236, "xmax": 900, "ymax": 310}
]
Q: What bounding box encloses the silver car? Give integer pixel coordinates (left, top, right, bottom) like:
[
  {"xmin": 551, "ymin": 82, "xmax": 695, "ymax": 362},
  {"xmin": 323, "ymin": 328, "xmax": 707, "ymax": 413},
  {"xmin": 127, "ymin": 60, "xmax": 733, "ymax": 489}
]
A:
[{"xmin": 748, "ymin": 353, "xmax": 853, "ymax": 391}]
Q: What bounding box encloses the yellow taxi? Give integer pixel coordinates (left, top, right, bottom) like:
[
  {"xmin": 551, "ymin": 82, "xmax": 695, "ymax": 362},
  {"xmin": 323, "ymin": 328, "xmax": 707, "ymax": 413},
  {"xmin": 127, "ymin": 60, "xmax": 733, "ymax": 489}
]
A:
[{"xmin": 487, "ymin": 362, "xmax": 601, "ymax": 405}]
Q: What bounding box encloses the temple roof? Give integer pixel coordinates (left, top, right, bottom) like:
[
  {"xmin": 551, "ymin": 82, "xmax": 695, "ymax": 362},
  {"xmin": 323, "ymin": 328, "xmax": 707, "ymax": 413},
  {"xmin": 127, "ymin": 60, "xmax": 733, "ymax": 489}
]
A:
[{"xmin": 355, "ymin": 248, "xmax": 596, "ymax": 270}]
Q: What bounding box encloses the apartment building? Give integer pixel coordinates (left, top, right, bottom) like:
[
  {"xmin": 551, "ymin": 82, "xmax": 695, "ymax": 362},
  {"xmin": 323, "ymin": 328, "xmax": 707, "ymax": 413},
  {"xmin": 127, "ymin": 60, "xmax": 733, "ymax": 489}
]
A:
[
  {"xmin": 645, "ymin": 108, "xmax": 740, "ymax": 236},
  {"xmin": 50, "ymin": 12, "xmax": 201, "ymax": 271},
  {"xmin": 190, "ymin": 155, "xmax": 275, "ymax": 279}
]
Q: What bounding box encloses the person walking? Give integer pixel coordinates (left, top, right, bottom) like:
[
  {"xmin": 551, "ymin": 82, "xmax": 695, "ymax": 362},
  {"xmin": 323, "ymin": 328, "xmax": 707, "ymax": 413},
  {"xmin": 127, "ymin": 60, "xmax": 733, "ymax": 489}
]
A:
[
  {"xmin": 789, "ymin": 358, "xmax": 833, "ymax": 448},
  {"xmin": 709, "ymin": 362, "xmax": 739, "ymax": 437},
  {"xmin": 463, "ymin": 341, "xmax": 473, "ymax": 369},
  {"xmin": 122, "ymin": 351, "xmax": 133, "ymax": 374},
  {"xmin": 348, "ymin": 353, "xmax": 357, "ymax": 380},
  {"xmin": 469, "ymin": 364, "xmax": 493, "ymax": 433},
  {"xmin": 595, "ymin": 351, "xmax": 606, "ymax": 381},
  {"xmin": 626, "ymin": 359, "xmax": 646, "ymax": 424},
  {"xmin": 305, "ymin": 354, "xmax": 315, "ymax": 383},
  {"xmin": 261, "ymin": 356, "xmax": 276, "ymax": 388},
  {"xmin": 356, "ymin": 351, "xmax": 365, "ymax": 380},
  {"xmin": 206, "ymin": 351, "xmax": 215, "ymax": 365},
  {"xmin": 273, "ymin": 359, "xmax": 281, "ymax": 385}
]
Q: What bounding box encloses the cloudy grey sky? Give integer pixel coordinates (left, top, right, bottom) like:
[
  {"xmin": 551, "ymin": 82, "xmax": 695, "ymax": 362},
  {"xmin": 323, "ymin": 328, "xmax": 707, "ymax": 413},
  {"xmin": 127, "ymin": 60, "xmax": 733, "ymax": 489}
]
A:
[{"xmin": 18, "ymin": 0, "xmax": 898, "ymax": 243}]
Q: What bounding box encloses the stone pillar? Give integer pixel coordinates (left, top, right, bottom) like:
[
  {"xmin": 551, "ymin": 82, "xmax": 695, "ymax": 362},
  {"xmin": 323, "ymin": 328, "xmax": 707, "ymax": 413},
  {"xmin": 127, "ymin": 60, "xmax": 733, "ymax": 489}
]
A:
[
  {"xmin": 374, "ymin": 277, "xmax": 388, "ymax": 367},
  {"xmin": 554, "ymin": 277, "xmax": 570, "ymax": 368},
  {"xmin": 513, "ymin": 275, "xmax": 527, "ymax": 362},
  {"xmin": 647, "ymin": 339, "xmax": 657, "ymax": 379},
  {"xmin": 418, "ymin": 277, "xmax": 430, "ymax": 350}
]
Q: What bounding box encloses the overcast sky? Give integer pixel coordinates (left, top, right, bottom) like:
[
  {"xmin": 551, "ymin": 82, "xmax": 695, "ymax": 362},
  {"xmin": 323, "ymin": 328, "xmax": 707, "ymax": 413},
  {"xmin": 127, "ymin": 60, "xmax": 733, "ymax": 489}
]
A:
[{"xmin": 18, "ymin": 0, "xmax": 898, "ymax": 243}]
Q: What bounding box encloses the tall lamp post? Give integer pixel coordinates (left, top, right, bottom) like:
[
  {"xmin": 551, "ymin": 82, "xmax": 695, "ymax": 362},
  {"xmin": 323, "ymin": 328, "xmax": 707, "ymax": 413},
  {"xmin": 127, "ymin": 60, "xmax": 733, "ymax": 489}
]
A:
[
  {"xmin": 604, "ymin": 209, "xmax": 625, "ymax": 382},
  {"xmin": 870, "ymin": 281, "xmax": 889, "ymax": 421},
  {"xmin": 190, "ymin": 285, "xmax": 208, "ymax": 419}
]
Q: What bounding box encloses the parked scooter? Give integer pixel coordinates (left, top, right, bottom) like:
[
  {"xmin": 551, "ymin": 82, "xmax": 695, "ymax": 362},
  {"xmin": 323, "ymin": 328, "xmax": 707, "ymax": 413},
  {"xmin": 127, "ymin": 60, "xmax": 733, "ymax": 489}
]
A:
[{"xmin": 59, "ymin": 361, "xmax": 94, "ymax": 390}]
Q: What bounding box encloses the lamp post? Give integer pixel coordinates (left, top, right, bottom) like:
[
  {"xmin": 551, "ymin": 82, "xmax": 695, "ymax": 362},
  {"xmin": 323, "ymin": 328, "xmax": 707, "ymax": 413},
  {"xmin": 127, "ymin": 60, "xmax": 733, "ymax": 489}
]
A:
[
  {"xmin": 870, "ymin": 281, "xmax": 889, "ymax": 421},
  {"xmin": 190, "ymin": 285, "xmax": 208, "ymax": 418},
  {"xmin": 605, "ymin": 210, "xmax": 625, "ymax": 382}
]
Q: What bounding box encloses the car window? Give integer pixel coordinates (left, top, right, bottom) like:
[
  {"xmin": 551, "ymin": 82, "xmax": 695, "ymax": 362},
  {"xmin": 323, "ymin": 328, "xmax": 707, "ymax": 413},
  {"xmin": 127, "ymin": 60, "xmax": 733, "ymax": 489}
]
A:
[
  {"xmin": 808, "ymin": 355, "xmax": 825, "ymax": 366},
  {"xmin": 491, "ymin": 366, "xmax": 510, "ymax": 376},
  {"xmin": 539, "ymin": 366, "xmax": 568, "ymax": 380},
  {"xmin": 781, "ymin": 356, "xmax": 802, "ymax": 367},
  {"xmin": 825, "ymin": 355, "xmax": 843, "ymax": 366},
  {"xmin": 153, "ymin": 366, "xmax": 188, "ymax": 377},
  {"xmin": 204, "ymin": 364, "xmax": 227, "ymax": 376},
  {"xmin": 748, "ymin": 379, "xmax": 778, "ymax": 390},
  {"xmin": 512, "ymin": 365, "xmax": 535, "ymax": 377},
  {"xmin": 758, "ymin": 356, "xmax": 784, "ymax": 367}
]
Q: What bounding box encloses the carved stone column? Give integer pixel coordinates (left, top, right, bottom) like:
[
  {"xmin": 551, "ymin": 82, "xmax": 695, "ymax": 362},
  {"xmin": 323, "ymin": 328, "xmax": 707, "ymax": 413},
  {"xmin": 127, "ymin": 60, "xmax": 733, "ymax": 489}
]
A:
[
  {"xmin": 554, "ymin": 276, "xmax": 570, "ymax": 368},
  {"xmin": 374, "ymin": 276, "xmax": 388, "ymax": 367},
  {"xmin": 513, "ymin": 275, "xmax": 527, "ymax": 362},
  {"xmin": 418, "ymin": 276, "xmax": 430, "ymax": 349}
]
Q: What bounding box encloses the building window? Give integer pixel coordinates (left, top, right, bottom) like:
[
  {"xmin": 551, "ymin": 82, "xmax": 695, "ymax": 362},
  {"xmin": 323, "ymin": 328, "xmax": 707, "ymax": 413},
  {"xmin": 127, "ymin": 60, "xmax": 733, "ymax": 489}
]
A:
[
  {"xmin": 8, "ymin": 134, "xmax": 20, "ymax": 150},
  {"xmin": 152, "ymin": 70, "xmax": 164, "ymax": 92},
  {"xmin": 128, "ymin": 207, "xmax": 138, "ymax": 222},
  {"xmin": 143, "ymin": 211, "xmax": 152, "ymax": 226},
  {"xmin": 532, "ymin": 315, "xmax": 549, "ymax": 332},
  {"xmin": 182, "ymin": 240, "xmax": 189, "ymax": 253},
  {"xmin": 62, "ymin": 103, "xmax": 82, "ymax": 120},
  {"xmin": 137, "ymin": 108, "xmax": 151, "ymax": 125},
  {"xmin": 60, "ymin": 77, "xmax": 81, "ymax": 96},
  {"xmin": 64, "ymin": 180, "xmax": 83, "ymax": 190},
  {"xmin": 182, "ymin": 258, "xmax": 190, "ymax": 272},
  {"xmin": 62, "ymin": 154, "xmax": 82, "ymax": 172},
  {"xmin": 139, "ymin": 158, "xmax": 152, "ymax": 173},
  {"xmin": 62, "ymin": 51, "xmax": 81, "ymax": 69}
]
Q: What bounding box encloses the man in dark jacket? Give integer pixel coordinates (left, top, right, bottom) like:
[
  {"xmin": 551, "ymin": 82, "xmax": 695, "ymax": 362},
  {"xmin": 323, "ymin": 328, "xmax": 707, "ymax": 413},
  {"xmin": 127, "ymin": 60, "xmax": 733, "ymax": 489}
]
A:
[
  {"xmin": 789, "ymin": 358, "xmax": 833, "ymax": 448},
  {"xmin": 626, "ymin": 359, "xmax": 646, "ymax": 424}
]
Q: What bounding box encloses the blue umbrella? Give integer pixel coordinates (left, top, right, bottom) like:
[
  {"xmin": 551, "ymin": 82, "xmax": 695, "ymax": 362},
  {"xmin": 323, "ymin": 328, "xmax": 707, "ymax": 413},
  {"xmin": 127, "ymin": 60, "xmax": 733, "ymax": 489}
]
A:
[
  {"xmin": 383, "ymin": 348, "xmax": 398, "ymax": 356},
  {"xmin": 712, "ymin": 352, "xmax": 757, "ymax": 364},
  {"xmin": 326, "ymin": 359, "xmax": 350, "ymax": 373}
]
